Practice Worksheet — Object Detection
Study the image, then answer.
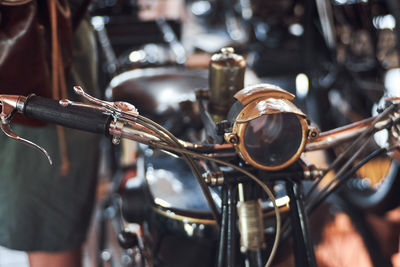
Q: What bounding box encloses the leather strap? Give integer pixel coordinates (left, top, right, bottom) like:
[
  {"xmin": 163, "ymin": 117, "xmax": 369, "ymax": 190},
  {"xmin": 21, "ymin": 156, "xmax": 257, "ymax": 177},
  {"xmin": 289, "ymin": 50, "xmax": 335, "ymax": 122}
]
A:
[{"xmin": 48, "ymin": 0, "xmax": 70, "ymax": 175}]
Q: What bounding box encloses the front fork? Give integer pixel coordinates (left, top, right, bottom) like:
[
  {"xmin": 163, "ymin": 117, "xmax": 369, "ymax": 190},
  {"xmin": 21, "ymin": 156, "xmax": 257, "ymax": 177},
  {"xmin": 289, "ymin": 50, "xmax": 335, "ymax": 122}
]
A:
[
  {"xmin": 216, "ymin": 179, "xmax": 317, "ymax": 267},
  {"xmin": 286, "ymin": 179, "xmax": 317, "ymax": 267}
]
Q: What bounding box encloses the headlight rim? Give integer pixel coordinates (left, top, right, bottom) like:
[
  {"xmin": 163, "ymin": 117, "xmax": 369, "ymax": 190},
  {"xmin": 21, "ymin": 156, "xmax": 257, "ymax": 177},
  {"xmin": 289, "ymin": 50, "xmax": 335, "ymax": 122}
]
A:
[{"xmin": 232, "ymin": 112, "xmax": 309, "ymax": 171}]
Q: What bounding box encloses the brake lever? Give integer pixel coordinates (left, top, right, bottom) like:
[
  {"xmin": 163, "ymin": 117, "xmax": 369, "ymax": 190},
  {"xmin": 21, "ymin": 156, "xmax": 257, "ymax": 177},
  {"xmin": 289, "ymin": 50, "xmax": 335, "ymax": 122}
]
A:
[
  {"xmin": 73, "ymin": 86, "xmax": 138, "ymax": 118},
  {"xmin": 0, "ymin": 95, "xmax": 52, "ymax": 164},
  {"xmin": 0, "ymin": 87, "xmax": 139, "ymax": 166}
]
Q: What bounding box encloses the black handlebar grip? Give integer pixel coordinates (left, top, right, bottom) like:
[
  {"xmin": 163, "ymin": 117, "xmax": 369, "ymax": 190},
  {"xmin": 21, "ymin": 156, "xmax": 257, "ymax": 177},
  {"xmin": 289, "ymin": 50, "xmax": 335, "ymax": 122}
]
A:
[{"xmin": 24, "ymin": 96, "xmax": 111, "ymax": 135}]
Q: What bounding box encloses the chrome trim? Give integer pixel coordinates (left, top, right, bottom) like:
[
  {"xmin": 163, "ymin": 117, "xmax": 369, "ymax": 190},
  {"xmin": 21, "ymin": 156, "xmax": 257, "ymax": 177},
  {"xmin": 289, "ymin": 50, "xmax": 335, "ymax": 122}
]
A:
[
  {"xmin": 59, "ymin": 99, "xmax": 72, "ymax": 107},
  {"xmin": 152, "ymin": 196, "xmax": 291, "ymax": 225},
  {"xmin": 74, "ymin": 86, "xmax": 138, "ymax": 117},
  {"xmin": 151, "ymin": 207, "xmax": 217, "ymax": 225},
  {"xmin": 306, "ymin": 117, "xmax": 392, "ymax": 151},
  {"xmin": 109, "ymin": 121, "xmax": 161, "ymax": 145}
]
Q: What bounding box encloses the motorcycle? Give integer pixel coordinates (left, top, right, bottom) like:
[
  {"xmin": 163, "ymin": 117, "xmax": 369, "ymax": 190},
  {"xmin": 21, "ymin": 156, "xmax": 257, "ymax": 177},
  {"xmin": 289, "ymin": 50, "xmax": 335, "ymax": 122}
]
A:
[{"xmin": 1, "ymin": 48, "xmax": 400, "ymax": 267}]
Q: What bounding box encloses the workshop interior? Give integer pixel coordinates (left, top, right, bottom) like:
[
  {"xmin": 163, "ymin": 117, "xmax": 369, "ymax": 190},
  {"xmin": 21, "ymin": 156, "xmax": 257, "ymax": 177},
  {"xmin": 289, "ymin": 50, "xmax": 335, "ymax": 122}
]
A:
[{"xmin": 1, "ymin": 0, "xmax": 400, "ymax": 266}]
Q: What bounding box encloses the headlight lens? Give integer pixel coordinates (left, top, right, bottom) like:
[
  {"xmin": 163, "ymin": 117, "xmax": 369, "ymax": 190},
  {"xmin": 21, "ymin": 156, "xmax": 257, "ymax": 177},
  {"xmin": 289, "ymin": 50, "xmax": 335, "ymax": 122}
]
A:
[{"xmin": 243, "ymin": 113, "xmax": 304, "ymax": 168}]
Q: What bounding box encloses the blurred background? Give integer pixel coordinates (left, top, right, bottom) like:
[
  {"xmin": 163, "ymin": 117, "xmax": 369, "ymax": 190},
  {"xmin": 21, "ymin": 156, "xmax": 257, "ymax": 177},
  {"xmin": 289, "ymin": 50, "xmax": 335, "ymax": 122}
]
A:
[{"xmin": 4, "ymin": 0, "xmax": 400, "ymax": 266}]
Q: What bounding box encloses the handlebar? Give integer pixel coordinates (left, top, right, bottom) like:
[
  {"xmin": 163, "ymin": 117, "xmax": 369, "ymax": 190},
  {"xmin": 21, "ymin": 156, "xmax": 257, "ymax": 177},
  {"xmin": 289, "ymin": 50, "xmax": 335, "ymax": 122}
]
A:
[
  {"xmin": 24, "ymin": 96, "xmax": 112, "ymax": 135},
  {"xmin": 0, "ymin": 91, "xmax": 399, "ymax": 164}
]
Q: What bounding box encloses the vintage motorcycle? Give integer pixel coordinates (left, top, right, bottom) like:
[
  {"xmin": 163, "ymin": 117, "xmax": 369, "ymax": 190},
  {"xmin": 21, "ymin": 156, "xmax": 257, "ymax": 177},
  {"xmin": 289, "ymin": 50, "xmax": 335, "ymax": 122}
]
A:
[{"xmin": 1, "ymin": 48, "xmax": 400, "ymax": 267}]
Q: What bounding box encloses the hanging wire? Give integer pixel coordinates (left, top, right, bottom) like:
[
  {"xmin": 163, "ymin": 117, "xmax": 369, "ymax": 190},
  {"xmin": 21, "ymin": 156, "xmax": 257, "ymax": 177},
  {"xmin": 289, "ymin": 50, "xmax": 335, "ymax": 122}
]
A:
[
  {"xmin": 146, "ymin": 141, "xmax": 281, "ymax": 267},
  {"xmin": 108, "ymin": 110, "xmax": 220, "ymax": 223},
  {"xmin": 308, "ymin": 140, "xmax": 367, "ymax": 208},
  {"xmin": 307, "ymin": 136, "xmax": 372, "ymax": 209},
  {"xmin": 117, "ymin": 111, "xmax": 281, "ymax": 267},
  {"xmin": 308, "ymin": 147, "xmax": 387, "ymax": 214},
  {"xmin": 305, "ymin": 104, "xmax": 395, "ymax": 201},
  {"xmin": 135, "ymin": 114, "xmax": 221, "ymax": 225}
]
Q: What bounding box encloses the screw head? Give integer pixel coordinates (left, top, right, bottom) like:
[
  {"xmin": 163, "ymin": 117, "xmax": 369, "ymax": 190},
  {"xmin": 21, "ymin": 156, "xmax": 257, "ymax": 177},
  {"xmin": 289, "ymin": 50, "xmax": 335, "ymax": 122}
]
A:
[
  {"xmin": 112, "ymin": 136, "xmax": 121, "ymax": 145},
  {"xmin": 229, "ymin": 134, "xmax": 238, "ymax": 144},
  {"xmin": 221, "ymin": 47, "xmax": 234, "ymax": 55}
]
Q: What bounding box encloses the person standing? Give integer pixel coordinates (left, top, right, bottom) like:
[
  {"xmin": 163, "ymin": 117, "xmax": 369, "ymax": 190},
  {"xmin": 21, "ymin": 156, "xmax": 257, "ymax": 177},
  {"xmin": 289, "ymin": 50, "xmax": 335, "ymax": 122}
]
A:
[{"xmin": 0, "ymin": 1, "xmax": 100, "ymax": 266}]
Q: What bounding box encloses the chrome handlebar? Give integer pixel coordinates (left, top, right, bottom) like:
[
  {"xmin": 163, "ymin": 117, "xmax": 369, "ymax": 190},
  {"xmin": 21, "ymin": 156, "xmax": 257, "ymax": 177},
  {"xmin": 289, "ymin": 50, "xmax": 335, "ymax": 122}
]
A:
[{"xmin": 0, "ymin": 86, "xmax": 399, "ymax": 168}]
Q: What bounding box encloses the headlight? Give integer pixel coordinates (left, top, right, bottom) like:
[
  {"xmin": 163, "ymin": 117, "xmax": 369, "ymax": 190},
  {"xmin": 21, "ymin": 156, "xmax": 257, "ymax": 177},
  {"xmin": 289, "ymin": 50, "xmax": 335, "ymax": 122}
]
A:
[{"xmin": 226, "ymin": 84, "xmax": 309, "ymax": 171}]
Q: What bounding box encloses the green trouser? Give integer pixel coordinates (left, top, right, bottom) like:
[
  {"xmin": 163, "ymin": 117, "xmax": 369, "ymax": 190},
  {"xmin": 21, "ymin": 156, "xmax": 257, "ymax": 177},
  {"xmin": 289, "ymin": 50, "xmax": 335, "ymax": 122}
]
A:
[{"xmin": 0, "ymin": 19, "xmax": 101, "ymax": 251}]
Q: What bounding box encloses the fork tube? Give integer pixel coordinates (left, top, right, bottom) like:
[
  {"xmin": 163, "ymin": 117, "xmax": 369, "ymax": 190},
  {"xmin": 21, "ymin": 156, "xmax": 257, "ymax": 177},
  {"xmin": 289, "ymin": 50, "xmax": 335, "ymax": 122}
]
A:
[
  {"xmin": 286, "ymin": 179, "xmax": 317, "ymax": 267},
  {"xmin": 227, "ymin": 184, "xmax": 238, "ymax": 267},
  {"xmin": 217, "ymin": 186, "xmax": 228, "ymax": 267},
  {"xmin": 217, "ymin": 183, "xmax": 239, "ymax": 267}
]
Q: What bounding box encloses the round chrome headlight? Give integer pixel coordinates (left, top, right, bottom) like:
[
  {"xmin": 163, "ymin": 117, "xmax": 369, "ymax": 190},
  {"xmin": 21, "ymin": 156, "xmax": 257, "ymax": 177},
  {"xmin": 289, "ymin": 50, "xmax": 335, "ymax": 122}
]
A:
[{"xmin": 226, "ymin": 84, "xmax": 309, "ymax": 171}]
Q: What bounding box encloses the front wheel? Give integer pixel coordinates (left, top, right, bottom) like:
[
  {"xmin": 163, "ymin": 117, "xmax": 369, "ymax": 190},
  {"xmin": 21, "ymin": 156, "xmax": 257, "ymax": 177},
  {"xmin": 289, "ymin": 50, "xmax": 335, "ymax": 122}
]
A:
[{"xmin": 341, "ymin": 156, "xmax": 400, "ymax": 214}]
